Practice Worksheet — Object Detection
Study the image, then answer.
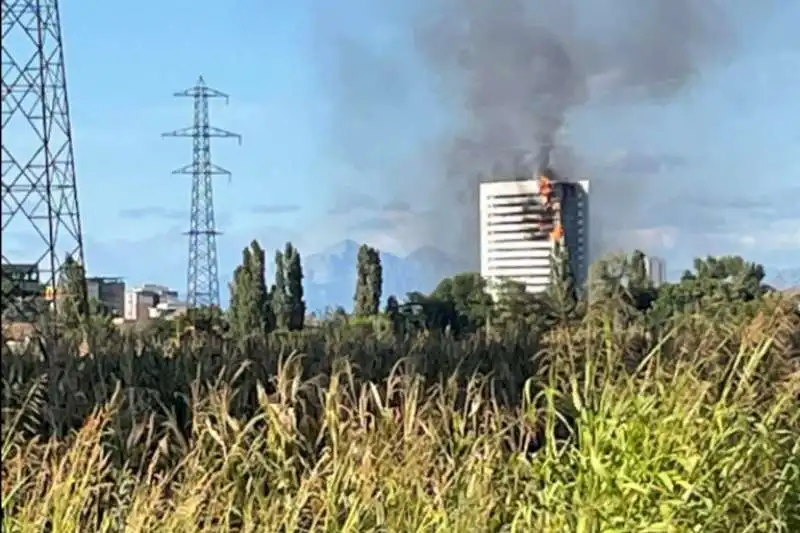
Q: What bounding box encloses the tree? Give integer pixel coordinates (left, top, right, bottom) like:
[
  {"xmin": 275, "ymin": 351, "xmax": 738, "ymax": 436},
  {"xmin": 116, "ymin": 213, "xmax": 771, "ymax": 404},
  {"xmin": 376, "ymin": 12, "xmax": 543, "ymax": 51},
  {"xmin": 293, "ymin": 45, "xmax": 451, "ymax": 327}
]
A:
[
  {"xmin": 429, "ymin": 272, "xmax": 494, "ymax": 333},
  {"xmin": 332, "ymin": 306, "xmax": 349, "ymax": 325},
  {"xmin": 587, "ymin": 253, "xmax": 647, "ymax": 325},
  {"xmin": 384, "ymin": 295, "xmax": 399, "ymax": 316},
  {"xmin": 272, "ymin": 249, "xmax": 288, "ymax": 330},
  {"xmin": 385, "ymin": 294, "xmax": 401, "ymax": 333},
  {"xmin": 367, "ymin": 247, "xmax": 383, "ymax": 315},
  {"xmin": 1, "ymin": 273, "xmax": 15, "ymax": 315},
  {"xmin": 354, "ymin": 244, "xmax": 382, "ymax": 317},
  {"xmin": 627, "ymin": 249, "xmax": 658, "ymax": 312},
  {"xmin": 186, "ymin": 305, "xmax": 228, "ymax": 337},
  {"xmin": 229, "ymin": 249, "xmax": 252, "ymax": 336},
  {"xmin": 229, "ymin": 240, "xmax": 273, "ymax": 338},
  {"xmin": 543, "ymin": 243, "xmax": 580, "ymax": 326},
  {"xmin": 649, "ymin": 255, "xmax": 769, "ymax": 322},
  {"xmin": 629, "ymin": 250, "xmax": 648, "ymax": 290},
  {"xmin": 492, "ymin": 279, "xmax": 535, "ymax": 326},
  {"xmin": 249, "ymin": 241, "xmax": 272, "ymax": 332},
  {"xmin": 405, "ymin": 291, "xmax": 428, "ymax": 304},
  {"xmin": 58, "ymin": 254, "xmax": 89, "ymax": 332},
  {"xmin": 689, "ymin": 255, "xmax": 767, "ymax": 302},
  {"xmin": 589, "ymin": 254, "xmax": 627, "ymax": 305},
  {"xmin": 284, "ymin": 242, "xmax": 306, "ymax": 331}
]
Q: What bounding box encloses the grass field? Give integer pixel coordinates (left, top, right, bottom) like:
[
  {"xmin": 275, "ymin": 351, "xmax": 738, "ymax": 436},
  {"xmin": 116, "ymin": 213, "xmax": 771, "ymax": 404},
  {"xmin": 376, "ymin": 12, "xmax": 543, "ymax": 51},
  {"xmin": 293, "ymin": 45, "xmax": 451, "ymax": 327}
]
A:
[{"xmin": 2, "ymin": 301, "xmax": 799, "ymax": 532}]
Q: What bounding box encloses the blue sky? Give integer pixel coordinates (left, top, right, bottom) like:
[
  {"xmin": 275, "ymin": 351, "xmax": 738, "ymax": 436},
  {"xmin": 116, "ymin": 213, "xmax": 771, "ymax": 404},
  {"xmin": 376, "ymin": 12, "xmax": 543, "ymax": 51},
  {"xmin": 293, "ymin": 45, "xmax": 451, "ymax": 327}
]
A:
[{"xmin": 5, "ymin": 1, "xmax": 799, "ymax": 295}]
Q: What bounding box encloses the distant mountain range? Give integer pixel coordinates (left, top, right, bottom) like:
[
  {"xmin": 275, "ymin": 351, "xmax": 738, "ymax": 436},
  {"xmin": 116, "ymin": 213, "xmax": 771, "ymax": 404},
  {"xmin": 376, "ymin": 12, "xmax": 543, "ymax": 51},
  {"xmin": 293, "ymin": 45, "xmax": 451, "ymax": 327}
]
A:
[
  {"xmin": 301, "ymin": 243, "xmax": 799, "ymax": 312},
  {"xmin": 768, "ymin": 268, "xmax": 800, "ymax": 290},
  {"xmin": 303, "ymin": 240, "xmax": 460, "ymax": 313}
]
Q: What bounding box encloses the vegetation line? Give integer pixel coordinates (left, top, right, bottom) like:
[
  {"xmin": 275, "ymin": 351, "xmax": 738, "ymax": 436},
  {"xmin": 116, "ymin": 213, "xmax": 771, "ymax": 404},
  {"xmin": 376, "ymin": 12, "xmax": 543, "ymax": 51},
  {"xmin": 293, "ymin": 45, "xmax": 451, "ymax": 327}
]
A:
[{"xmin": 2, "ymin": 248, "xmax": 799, "ymax": 531}]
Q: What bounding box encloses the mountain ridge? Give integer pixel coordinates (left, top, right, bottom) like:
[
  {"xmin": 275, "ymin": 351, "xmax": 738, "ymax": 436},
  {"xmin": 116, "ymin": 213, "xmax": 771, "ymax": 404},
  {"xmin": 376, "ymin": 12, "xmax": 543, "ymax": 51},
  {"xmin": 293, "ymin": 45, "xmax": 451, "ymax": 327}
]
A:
[{"xmin": 303, "ymin": 239, "xmax": 459, "ymax": 312}]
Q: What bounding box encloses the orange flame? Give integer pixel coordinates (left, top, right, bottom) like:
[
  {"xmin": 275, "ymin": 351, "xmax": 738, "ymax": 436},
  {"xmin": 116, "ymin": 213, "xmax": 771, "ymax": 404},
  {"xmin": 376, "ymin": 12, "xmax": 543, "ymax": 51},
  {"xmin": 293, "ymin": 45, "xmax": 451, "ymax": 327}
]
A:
[
  {"xmin": 550, "ymin": 223, "xmax": 564, "ymax": 242},
  {"xmin": 538, "ymin": 175, "xmax": 552, "ymax": 192},
  {"xmin": 43, "ymin": 285, "xmax": 56, "ymax": 301},
  {"xmin": 538, "ymin": 175, "xmax": 553, "ymax": 205}
]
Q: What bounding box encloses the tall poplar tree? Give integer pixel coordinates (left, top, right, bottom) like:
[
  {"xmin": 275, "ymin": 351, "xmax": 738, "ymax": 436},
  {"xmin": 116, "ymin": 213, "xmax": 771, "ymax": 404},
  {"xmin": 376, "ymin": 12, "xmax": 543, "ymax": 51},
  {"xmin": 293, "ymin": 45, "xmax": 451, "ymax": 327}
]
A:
[
  {"xmin": 284, "ymin": 242, "xmax": 306, "ymax": 331},
  {"xmin": 58, "ymin": 254, "xmax": 89, "ymax": 332},
  {"xmin": 354, "ymin": 244, "xmax": 382, "ymax": 317},
  {"xmin": 229, "ymin": 240, "xmax": 274, "ymax": 338},
  {"xmin": 272, "ymin": 249, "xmax": 288, "ymax": 330}
]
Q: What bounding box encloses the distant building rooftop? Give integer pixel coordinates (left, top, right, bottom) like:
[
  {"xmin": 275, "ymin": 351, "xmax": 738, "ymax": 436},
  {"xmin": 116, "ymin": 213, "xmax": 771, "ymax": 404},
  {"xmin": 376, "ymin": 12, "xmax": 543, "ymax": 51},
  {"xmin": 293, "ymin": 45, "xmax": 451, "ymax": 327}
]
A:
[{"xmin": 87, "ymin": 276, "xmax": 124, "ymax": 283}]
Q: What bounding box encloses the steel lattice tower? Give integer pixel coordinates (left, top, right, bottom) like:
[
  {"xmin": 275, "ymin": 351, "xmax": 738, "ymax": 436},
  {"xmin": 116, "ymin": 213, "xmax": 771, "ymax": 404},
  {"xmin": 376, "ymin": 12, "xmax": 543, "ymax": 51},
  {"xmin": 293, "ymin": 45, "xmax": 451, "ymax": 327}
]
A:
[
  {"xmin": 1, "ymin": 0, "xmax": 87, "ymax": 324},
  {"xmin": 163, "ymin": 77, "xmax": 240, "ymax": 308}
]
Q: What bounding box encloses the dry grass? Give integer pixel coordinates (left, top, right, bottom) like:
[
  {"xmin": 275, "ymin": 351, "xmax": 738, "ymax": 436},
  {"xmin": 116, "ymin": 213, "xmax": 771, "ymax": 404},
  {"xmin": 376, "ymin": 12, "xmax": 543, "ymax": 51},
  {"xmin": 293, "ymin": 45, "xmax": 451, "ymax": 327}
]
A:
[
  {"xmin": 2, "ymin": 301, "xmax": 799, "ymax": 532},
  {"xmin": 2, "ymin": 321, "xmax": 36, "ymax": 341}
]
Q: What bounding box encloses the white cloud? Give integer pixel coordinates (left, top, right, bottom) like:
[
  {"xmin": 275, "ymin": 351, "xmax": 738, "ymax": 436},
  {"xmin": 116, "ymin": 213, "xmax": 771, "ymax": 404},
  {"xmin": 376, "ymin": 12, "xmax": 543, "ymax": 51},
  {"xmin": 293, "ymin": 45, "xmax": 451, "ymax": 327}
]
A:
[
  {"xmin": 600, "ymin": 218, "xmax": 800, "ymax": 257},
  {"xmin": 703, "ymin": 218, "xmax": 800, "ymax": 252},
  {"xmin": 293, "ymin": 210, "xmax": 442, "ymax": 257},
  {"xmin": 626, "ymin": 226, "xmax": 679, "ymax": 250}
]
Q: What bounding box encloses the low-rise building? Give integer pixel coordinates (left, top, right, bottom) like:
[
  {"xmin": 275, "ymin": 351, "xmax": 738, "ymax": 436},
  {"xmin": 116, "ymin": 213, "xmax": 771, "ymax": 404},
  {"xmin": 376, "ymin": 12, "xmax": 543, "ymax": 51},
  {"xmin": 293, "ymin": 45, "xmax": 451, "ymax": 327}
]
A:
[
  {"xmin": 148, "ymin": 299, "xmax": 188, "ymax": 320},
  {"xmin": 86, "ymin": 277, "xmax": 125, "ymax": 316},
  {"xmin": 124, "ymin": 283, "xmax": 186, "ymax": 321}
]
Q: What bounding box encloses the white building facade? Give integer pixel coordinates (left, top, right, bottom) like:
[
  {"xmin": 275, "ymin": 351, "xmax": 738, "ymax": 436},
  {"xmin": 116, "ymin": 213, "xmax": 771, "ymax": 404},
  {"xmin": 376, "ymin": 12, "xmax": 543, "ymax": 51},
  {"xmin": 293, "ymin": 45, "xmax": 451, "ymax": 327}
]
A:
[
  {"xmin": 123, "ymin": 284, "xmax": 185, "ymax": 321},
  {"xmin": 645, "ymin": 256, "xmax": 667, "ymax": 287},
  {"xmin": 479, "ymin": 178, "xmax": 590, "ymax": 297}
]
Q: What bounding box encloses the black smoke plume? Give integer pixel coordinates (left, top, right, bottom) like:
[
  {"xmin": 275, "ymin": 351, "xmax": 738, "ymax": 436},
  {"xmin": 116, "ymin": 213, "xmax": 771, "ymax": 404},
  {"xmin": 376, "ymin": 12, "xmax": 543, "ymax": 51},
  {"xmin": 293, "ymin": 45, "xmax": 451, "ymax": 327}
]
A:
[{"xmin": 315, "ymin": 0, "xmax": 736, "ymax": 266}]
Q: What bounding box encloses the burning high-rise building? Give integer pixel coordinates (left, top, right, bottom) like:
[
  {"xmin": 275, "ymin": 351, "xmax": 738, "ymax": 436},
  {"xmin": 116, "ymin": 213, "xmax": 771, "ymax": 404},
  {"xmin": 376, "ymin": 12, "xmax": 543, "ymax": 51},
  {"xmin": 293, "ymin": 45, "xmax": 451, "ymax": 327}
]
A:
[{"xmin": 479, "ymin": 171, "xmax": 589, "ymax": 297}]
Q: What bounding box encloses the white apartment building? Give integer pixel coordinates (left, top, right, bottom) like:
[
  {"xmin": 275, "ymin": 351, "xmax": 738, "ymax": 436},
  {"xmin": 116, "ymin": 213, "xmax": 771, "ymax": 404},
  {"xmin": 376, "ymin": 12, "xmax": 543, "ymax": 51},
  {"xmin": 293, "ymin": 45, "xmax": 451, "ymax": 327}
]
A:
[
  {"xmin": 645, "ymin": 255, "xmax": 667, "ymax": 287},
  {"xmin": 480, "ymin": 177, "xmax": 590, "ymax": 297}
]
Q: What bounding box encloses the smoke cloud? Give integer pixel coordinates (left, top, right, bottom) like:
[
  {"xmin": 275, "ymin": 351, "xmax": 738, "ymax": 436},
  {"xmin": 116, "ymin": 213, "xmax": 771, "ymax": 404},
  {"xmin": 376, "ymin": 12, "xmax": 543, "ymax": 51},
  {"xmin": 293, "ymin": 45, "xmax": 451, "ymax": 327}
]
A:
[{"xmin": 316, "ymin": 0, "xmax": 736, "ymax": 266}]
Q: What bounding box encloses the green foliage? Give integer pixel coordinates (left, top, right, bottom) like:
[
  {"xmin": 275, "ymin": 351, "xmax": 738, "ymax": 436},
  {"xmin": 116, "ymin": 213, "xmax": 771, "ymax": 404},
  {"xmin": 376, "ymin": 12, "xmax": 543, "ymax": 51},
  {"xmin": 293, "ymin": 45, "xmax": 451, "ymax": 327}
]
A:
[
  {"xmin": 629, "ymin": 249, "xmax": 648, "ymax": 288},
  {"xmin": 384, "ymin": 294, "xmax": 401, "ymax": 333},
  {"xmin": 283, "ymin": 242, "xmax": 306, "ymax": 331},
  {"xmin": 229, "ymin": 240, "xmax": 274, "ymax": 338},
  {"xmin": 429, "ymin": 272, "xmax": 494, "ymax": 332},
  {"xmin": 271, "ymin": 248, "xmax": 288, "ymax": 330},
  {"xmin": 186, "ymin": 305, "xmax": 227, "ymax": 335},
  {"xmin": 650, "ymin": 255, "xmax": 770, "ymax": 324},
  {"xmin": 331, "ymin": 305, "xmax": 349, "ymax": 324},
  {"xmin": 4, "ymin": 250, "xmax": 799, "ymax": 530},
  {"xmin": 589, "ymin": 253, "xmax": 629, "ymax": 305},
  {"xmin": 395, "ymin": 281, "xmax": 490, "ymax": 334},
  {"xmin": 491, "ymin": 246, "xmax": 584, "ymax": 331},
  {"xmin": 1, "ymin": 272, "xmax": 15, "ymax": 315},
  {"xmin": 58, "ymin": 254, "xmax": 89, "ymax": 332},
  {"xmin": 543, "ymin": 242, "xmax": 581, "ymax": 326},
  {"xmin": 384, "ymin": 294, "xmax": 399, "ymax": 315},
  {"xmin": 493, "ymin": 279, "xmax": 539, "ymax": 326},
  {"xmin": 2, "ymin": 286, "xmax": 798, "ymax": 531},
  {"xmin": 354, "ymin": 244, "xmax": 383, "ymax": 317},
  {"xmin": 139, "ymin": 316, "xmax": 175, "ymax": 343},
  {"xmin": 266, "ymin": 242, "xmax": 307, "ymax": 331}
]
